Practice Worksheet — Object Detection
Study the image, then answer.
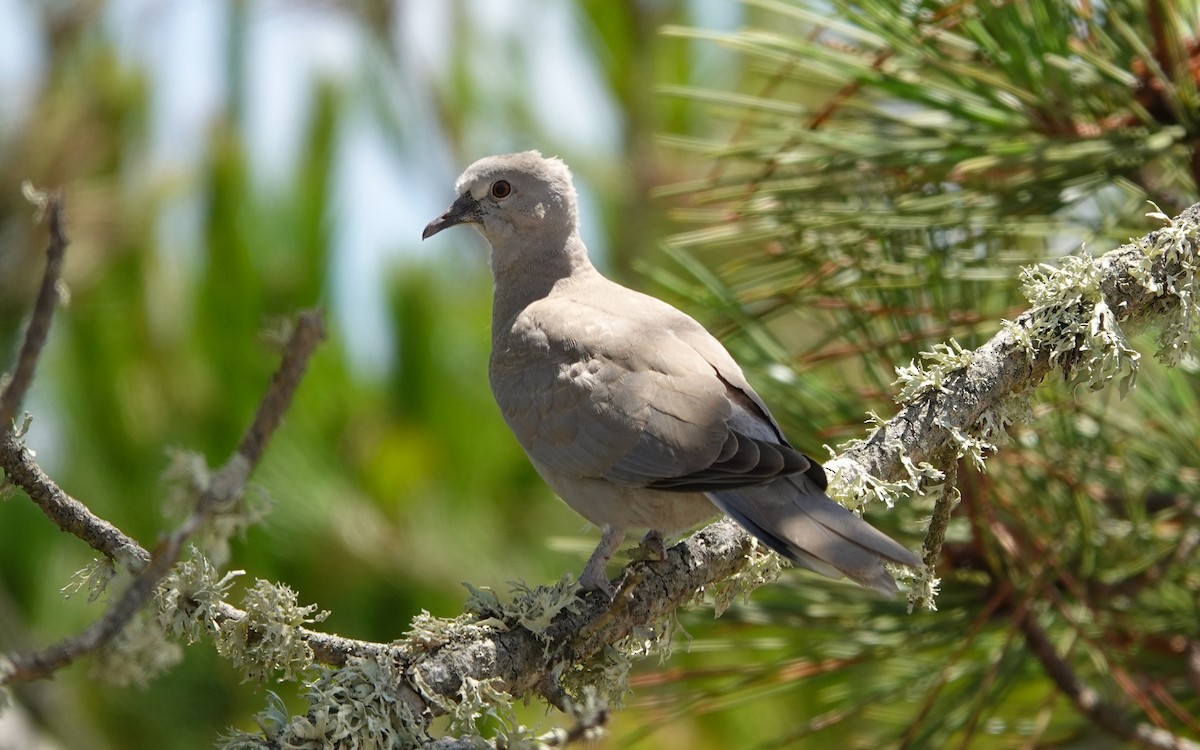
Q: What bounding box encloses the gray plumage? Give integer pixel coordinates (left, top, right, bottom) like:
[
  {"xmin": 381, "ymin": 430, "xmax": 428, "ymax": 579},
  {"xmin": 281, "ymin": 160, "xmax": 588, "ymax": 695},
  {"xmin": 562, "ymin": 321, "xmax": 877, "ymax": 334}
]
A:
[{"xmin": 423, "ymin": 151, "xmax": 921, "ymax": 596}]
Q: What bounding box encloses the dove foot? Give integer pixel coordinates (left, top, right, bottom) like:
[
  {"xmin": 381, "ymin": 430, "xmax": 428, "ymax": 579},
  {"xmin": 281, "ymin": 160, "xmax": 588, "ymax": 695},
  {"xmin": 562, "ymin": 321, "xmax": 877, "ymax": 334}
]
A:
[
  {"xmin": 577, "ymin": 525, "xmax": 626, "ymax": 597},
  {"xmin": 640, "ymin": 529, "xmax": 667, "ymax": 561}
]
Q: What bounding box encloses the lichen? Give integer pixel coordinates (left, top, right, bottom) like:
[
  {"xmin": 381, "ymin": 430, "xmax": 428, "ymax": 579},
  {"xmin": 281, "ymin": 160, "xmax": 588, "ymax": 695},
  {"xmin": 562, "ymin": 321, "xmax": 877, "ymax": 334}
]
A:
[
  {"xmin": 221, "ymin": 657, "xmax": 426, "ymax": 750},
  {"xmin": 827, "ymin": 412, "xmax": 945, "ymax": 512},
  {"xmin": 710, "ymin": 539, "xmax": 783, "ymax": 618},
  {"xmin": 1129, "ymin": 204, "xmax": 1200, "ymax": 366},
  {"xmin": 403, "ymin": 610, "xmax": 499, "ymax": 652},
  {"xmin": 893, "ymin": 339, "xmax": 974, "ymax": 402},
  {"xmin": 501, "ymin": 575, "xmax": 581, "ymax": 639},
  {"xmin": 1014, "ymin": 251, "xmax": 1141, "ymax": 395},
  {"xmin": 62, "ymin": 557, "xmax": 117, "ymax": 603},
  {"xmin": 214, "ymin": 578, "xmax": 328, "ymax": 683},
  {"xmin": 156, "ymin": 549, "xmax": 244, "ymax": 644},
  {"xmin": 561, "ymin": 643, "xmax": 633, "ymax": 712}
]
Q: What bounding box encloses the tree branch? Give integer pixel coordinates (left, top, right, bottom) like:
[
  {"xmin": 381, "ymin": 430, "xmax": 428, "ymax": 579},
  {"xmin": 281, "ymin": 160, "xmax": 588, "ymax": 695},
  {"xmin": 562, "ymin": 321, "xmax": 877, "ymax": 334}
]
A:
[
  {"xmin": 1, "ymin": 311, "xmax": 328, "ymax": 683},
  {"xmin": 0, "ymin": 187, "xmax": 68, "ymax": 430},
  {"xmin": 0, "ymin": 433, "xmax": 149, "ymax": 569}
]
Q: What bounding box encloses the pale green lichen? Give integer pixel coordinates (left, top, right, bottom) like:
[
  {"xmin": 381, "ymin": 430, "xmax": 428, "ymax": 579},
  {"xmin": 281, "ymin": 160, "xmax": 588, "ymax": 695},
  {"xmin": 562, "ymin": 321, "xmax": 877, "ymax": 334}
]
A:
[
  {"xmin": 215, "ymin": 579, "xmax": 328, "ymax": 683},
  {"xmin": 710, "ymin": 539, "xmax": 783, "ymax": 618},
  {"xmin": 500, "ymin": 576, "xmax": 581, "ymax": 639},
  {"xmin": 827, "ymin": 412, "xmax": 945, "ymax": 512},
  {"xmin": 221, "ymin": 657, "xmax": 426, "ymax": 750},
  {"xmin": 905, "ymin": 564, "xmax": 943, "ymax": 615},
  {"xmin": 1129, "ymin": 204, "xmax": 1199, "ymax": 366},
  {"xmin": 1014, "ymin": 252, "xmax": 1141, "ymax": 395},
  {"xmin": 62, "ymin": 557, "xmax": 117, "ymax": 603},
  {"xmin": 973, "ymin": 393, "xmax": 1032, "ymax": 448},
  {"xmin": 410, "ymin": 665, "xmax": 552, "ymax": 749},
  {"xmin": 403, "ymin": 609, "xmax": 499, "ymax": 652},
  {"xmin": 893, "ymin": 339, "xmax": 974, "ymax": 402},
  {"xmin": 446, "ymin": 676, "xmax": 519, "ymax": 738},
  {"xmin": 156, "ymin": 549, "xmax": 244, "ymax": 643},
  {"xmin": 938, "ymin": 422, "xmax": 992, "ymax": 472},
  {"xmin": 561, "ymin": 644, "xmax": 633, "ymax": 712}
]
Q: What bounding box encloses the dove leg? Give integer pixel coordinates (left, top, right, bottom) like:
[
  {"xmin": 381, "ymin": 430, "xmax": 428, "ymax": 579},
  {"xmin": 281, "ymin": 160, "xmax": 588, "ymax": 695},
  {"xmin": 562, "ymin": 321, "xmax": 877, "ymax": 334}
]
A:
[
  {"xmin": 579, "ymin": 525, "xmax": 626, "ymax": 594},
  {"xmin": 640, "ymin": 529, "xmax": 666, "ymax": 560}
]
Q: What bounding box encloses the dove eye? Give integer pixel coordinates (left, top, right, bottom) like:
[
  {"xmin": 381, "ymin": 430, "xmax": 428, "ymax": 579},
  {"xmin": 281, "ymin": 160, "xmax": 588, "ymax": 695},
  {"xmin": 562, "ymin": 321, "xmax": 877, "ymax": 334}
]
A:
[{"xmin": 490, "ymin": 180, "xmax": 512, "ymax": 199}]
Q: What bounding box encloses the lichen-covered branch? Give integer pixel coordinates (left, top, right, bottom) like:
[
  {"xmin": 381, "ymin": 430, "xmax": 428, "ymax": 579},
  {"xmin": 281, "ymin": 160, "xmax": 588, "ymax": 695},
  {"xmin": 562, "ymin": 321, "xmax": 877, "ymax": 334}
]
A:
[
  {"xmin": 1, "ymin": 312, "xmax": 328, "ymax": 684},
  {"xmin": 824, "ymin": 202, "xmax": 1199, "ymax": 609},
  {"xmin": 220, "ymin": 519, "xmax": 770, "ymax": 748},
  {"xmin": 829, "ymin": 203, "xmax": 1198, "ymax": 498}
]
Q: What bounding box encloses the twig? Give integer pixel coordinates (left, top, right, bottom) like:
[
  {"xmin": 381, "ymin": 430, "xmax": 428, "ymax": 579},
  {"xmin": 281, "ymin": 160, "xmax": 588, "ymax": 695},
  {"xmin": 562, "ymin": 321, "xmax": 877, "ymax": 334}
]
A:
[
  {"xmin": 1018, "ymin": 613, "xmax": 1200, "ymax": 750},
  {"xmin": 1, "ymin": 311, "xmax": 327, "ymax": 684},
  {"xmin": 0, "ymin": 433, "xmax": 148, "ymax": 568},
  {"xmin": 0, "ymin": 188, "xmax": 68, "ymax": 430}
]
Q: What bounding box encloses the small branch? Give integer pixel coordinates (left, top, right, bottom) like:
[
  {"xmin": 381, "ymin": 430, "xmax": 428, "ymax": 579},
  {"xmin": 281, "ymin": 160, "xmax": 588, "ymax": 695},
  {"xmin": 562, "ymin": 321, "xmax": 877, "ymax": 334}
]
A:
[
  {"xmin": 1018, "ymin": 613, "xmax": 1200, "ymax": 750},
  {"xmin": 829, "ymin": 202, "xmax": 1200, "ymax": 501},
  {"xmin": 1, "ymin": 311, "xmax": 327, "ymax": 684},
  {"xmin": 209, "ymin": 601, "xmax": 387, "ymax": 667},
  {"xmin": 0, "ymin": 188, "xmax": 68, "ymax": 430},
  {"xmin": 0, "ymin": 432, "xmax": 149, "ymax": 568},
  {"xmin": 235, "ymin": 310, "xmax": 326, "ymax": 467}
]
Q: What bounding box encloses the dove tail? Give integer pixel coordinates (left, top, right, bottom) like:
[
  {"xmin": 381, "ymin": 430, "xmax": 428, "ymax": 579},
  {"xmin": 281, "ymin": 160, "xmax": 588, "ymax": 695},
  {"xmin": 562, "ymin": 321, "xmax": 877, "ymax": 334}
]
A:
[{"xmin": 707, "ymin": 475, "xmax": 921, "ymax": 597}]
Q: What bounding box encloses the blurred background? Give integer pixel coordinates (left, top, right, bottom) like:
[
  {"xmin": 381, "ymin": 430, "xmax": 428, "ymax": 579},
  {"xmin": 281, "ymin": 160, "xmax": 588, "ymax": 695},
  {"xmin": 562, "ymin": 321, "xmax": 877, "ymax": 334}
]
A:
[{"xmin": 1, "ymin": 1, "xmax": 1198, "ymax": 748}]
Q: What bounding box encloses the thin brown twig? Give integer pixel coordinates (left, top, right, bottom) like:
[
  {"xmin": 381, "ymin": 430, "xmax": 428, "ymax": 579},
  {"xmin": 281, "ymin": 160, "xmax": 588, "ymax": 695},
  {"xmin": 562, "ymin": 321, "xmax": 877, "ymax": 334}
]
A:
[
  {"xmin": 0, "ymin": 432, "xmax": 149, "ymax": 568},
  {"xmin": 975, "ymin": 469, "xmax": 1200, "ymax": 750},
  {"xmin": 0, "ymin": 189, "xmax": 68, "ymax": 430},
  {"xmin": 1, "ymin": 311, "xmax": 328, "ymax": 684},
  {"xmin": 1018, "ymin": 614, "xmax": 1200, "ymax": 750}
]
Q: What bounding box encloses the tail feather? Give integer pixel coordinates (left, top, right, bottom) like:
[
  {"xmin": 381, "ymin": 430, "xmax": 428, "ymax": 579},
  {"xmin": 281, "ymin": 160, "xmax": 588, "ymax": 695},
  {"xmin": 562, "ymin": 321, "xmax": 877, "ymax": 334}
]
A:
[{"xmin": 708, "ymin": 474, "xmax": 921, "ymax": 597}]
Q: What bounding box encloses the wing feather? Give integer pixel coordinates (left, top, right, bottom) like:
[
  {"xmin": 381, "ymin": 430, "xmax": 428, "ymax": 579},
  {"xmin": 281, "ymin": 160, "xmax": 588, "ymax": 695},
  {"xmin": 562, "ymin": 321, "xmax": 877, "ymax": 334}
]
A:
[{"xmin": 490, "ymin": 281, "xmax": 812, "ymax": 491}]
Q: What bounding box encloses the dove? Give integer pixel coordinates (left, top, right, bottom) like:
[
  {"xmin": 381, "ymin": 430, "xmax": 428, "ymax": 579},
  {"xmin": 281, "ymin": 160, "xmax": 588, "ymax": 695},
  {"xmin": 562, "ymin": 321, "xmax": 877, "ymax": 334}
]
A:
[{"xmin": 423, "ymin": 151, "xmax": 920, "ymax": 596}]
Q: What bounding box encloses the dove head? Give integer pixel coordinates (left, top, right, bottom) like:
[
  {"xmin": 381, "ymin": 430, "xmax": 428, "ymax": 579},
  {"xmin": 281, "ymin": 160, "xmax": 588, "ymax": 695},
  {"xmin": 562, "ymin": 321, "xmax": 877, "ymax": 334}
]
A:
[{"xmin": 422, "ymin": 151, "xmax": 580, "ymax": 252}]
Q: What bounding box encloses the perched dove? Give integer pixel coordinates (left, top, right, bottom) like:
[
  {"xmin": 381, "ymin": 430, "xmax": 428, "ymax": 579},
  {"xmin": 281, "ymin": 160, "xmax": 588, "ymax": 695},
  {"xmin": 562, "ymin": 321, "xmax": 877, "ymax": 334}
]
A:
[{"xmin": 423, "ymin": 151, "xmax": 921, "ymax": 596}]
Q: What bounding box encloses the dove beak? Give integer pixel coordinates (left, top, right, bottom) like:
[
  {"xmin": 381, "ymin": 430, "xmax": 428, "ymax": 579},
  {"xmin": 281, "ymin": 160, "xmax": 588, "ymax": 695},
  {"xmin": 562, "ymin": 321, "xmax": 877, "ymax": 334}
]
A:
[{"xmin": 422, "ymin": 192, "xmax": 482, "ymax": 240}]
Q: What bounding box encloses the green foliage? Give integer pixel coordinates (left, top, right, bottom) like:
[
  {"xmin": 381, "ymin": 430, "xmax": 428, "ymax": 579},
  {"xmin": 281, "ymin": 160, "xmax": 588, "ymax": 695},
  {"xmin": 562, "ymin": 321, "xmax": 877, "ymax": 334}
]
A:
[
  {"xmin": 2, "ymin": 1, "xmax": 1199, "ymax": 749},
  {"xmin": 641, "ymin": 1, "xmax": 1200, "ymax": 747}
]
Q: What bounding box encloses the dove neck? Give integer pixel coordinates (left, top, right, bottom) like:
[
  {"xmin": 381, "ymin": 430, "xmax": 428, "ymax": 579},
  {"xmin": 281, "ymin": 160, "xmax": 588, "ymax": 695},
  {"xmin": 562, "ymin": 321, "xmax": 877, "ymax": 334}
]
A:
[{"xmin": 490, "ymin": 230, "xmax": 598, "ymax": 327}]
